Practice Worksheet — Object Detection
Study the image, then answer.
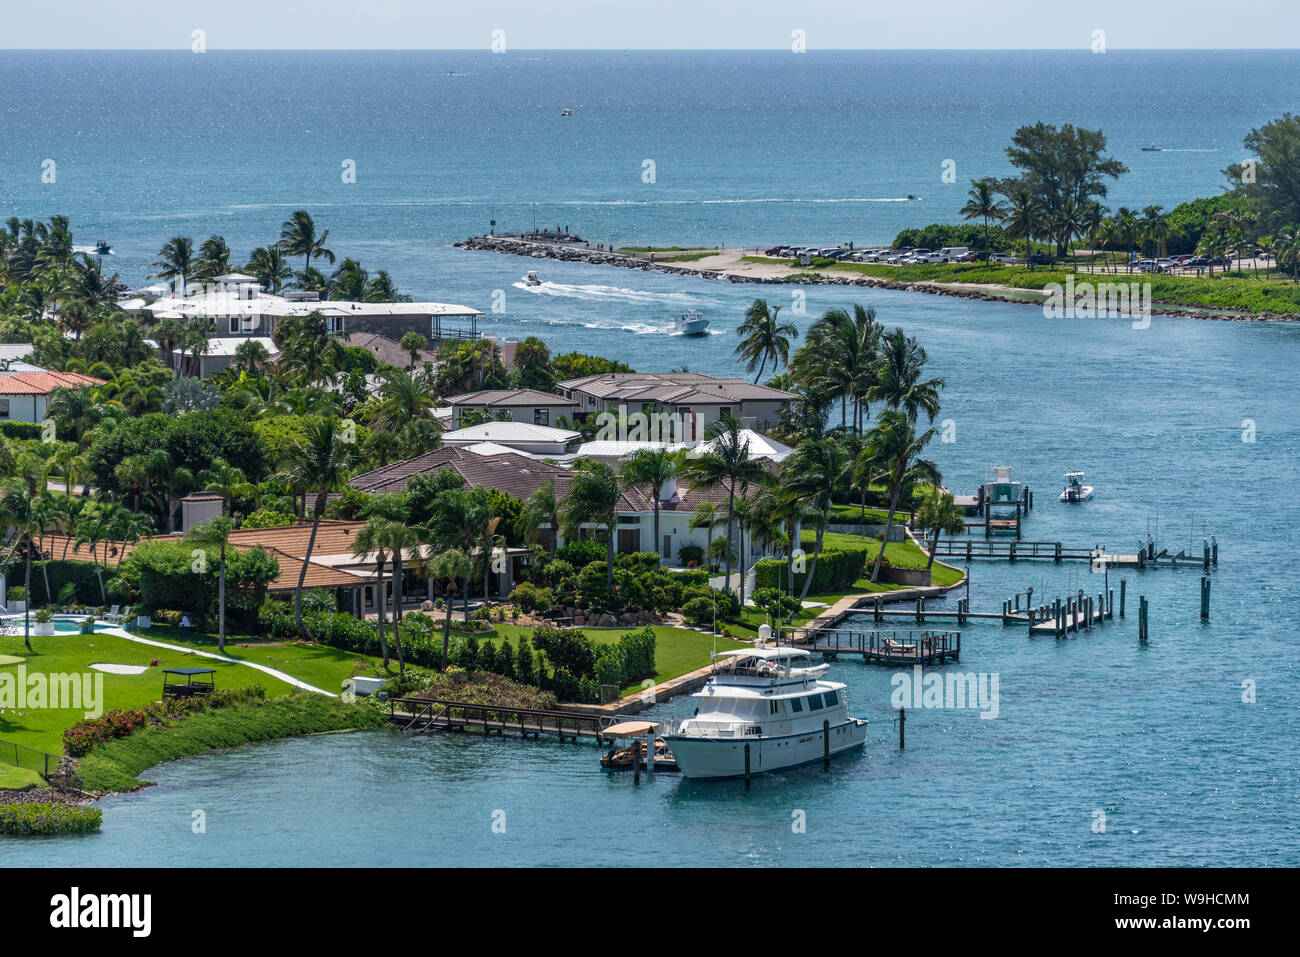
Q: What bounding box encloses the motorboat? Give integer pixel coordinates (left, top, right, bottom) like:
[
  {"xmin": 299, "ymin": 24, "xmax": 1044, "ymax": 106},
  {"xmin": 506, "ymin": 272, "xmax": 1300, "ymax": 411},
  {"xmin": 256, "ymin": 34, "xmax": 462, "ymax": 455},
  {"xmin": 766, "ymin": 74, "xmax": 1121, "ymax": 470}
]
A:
[
  {"xmin": 522, "ymin": 270, "xmax": 542, "ymax": 286},
  {"xmin": 560, "ymin": 108, "xmax": 572, "ymax": 116},
  {"xmin": 92, "ymin": 240, "xmax": 113, "ymax": 255},
  {"xmin": 663, "ymin": 644, "xmax": 867, "ymax": 780},
  {"xmin": 1060, "ymin": 471, "xmax": 1094, "ymax": 502},
  {"xmin": 1141, "ymin": 145, "xmax": 1163, "ymax": 152},
  {"xmin": 672, "ymin": 308, "xmax": 709, "ymax": 336},
  {"xmin": 906, "ymin": 194, "xmax": 921, "ymax": 200},
  {"xmin": 599, "ymin": 720, "xmax": 678, "ymax": 772}
]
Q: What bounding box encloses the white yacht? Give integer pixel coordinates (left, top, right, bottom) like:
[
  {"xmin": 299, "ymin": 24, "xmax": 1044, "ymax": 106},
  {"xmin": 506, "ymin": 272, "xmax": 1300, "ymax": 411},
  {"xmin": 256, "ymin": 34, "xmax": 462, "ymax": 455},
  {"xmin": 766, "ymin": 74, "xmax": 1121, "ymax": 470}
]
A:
[
  {"xmin": 1060, "ymin": 471, "xmax": 1094, "ymax": 502},
  {"xmin": 663, "ymin": 644, "xmax": 867, "ymax": 780},
  {"xmin": 672, "ymin": 308, "xmax": 709, "ymax": 336}
]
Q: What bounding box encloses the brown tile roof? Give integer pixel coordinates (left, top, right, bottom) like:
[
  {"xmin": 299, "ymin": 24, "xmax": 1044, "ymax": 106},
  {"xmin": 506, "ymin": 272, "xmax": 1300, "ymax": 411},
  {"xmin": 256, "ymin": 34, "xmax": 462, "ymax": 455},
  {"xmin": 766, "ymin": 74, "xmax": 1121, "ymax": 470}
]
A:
[
  {"xmin": 557, "ymin": 372, "xmax": 794, "ymax": 404},
  {"xmin": 0, "ymin": 371, "xmax": 106, "ymax": 395},
  {"xmin": 343, "ymin": 332, "xmax": 437, "ymax": 368},
  {"xmin": 445, "ymin": 388, "xmax": 577, "ymax": 408},
  {"xmin": 350, "ymin": 446, "xmax": 650, "ymax": 511}
]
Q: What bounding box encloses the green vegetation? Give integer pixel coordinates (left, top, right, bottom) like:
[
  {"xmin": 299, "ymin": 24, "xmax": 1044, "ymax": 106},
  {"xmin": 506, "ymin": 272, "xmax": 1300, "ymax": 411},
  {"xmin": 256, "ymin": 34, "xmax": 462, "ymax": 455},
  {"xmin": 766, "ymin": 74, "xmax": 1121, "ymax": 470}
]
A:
[
  {"xmin": 76, "ymin": 693, "xmax": 386, "ymax": 792},
  {"xmin": 0, "ymin": 764, "xmax": 47, "ymax": 789},
  {"xmin": 0, "ymin": 803, "xmax": 102, "ymax": 835}
]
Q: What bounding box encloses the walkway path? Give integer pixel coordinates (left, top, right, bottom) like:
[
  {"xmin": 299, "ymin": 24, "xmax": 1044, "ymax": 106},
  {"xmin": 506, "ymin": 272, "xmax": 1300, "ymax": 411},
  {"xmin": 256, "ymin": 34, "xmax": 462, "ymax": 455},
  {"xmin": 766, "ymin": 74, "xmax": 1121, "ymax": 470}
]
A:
[{"xmin": 101, "ymin": 626, "xmax": 335, "ymax": 697}]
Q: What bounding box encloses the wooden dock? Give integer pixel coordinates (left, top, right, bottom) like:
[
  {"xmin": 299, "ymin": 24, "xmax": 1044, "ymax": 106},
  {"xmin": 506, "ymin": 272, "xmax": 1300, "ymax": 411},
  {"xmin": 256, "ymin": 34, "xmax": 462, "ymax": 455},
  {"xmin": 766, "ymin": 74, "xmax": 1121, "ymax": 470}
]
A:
[
  {"xmin": 391, "ymin": 697, "xmax": 627, "ymax": 743},
  {"xmin": 792, "ymin": 627, "xmax": 960, "ymax": 665},
  {"xmin": 928, "ymin": 536, "xmax": 1220, "ymax": 571}
]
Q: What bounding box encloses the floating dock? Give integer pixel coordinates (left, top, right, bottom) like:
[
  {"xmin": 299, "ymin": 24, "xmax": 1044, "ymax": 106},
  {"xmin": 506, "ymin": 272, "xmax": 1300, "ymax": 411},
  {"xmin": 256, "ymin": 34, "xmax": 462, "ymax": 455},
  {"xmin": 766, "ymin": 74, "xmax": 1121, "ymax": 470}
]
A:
[{"xmin": 794, "ymin": 627, "xmax": 960, "ymax": 665}]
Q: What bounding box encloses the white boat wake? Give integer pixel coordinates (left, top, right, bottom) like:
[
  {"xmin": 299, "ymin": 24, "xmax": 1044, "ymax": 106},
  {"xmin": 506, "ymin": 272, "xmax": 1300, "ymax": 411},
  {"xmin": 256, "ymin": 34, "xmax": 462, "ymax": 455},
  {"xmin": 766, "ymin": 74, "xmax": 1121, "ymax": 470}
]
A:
[{"xmin": 511, "ymin": 280, "xmax": 693, "ymax": 305}]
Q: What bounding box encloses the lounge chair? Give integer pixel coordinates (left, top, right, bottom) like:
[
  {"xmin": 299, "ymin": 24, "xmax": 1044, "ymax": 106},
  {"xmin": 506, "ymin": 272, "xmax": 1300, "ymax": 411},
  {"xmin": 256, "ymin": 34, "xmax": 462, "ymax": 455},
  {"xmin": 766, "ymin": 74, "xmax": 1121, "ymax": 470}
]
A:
[
  {"xmin": 104, "ymin": 605, "xmax": 131, "ymax": 623},
  {"xmin": 102, "ymin": 604, "xmax": 121, "ymax": 621}
]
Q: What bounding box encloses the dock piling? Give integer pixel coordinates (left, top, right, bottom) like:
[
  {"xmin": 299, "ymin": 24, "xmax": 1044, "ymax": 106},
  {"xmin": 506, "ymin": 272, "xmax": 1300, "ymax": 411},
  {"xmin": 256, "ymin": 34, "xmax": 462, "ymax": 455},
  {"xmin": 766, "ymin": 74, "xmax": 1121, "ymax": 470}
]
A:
[
  {"xmin": 1200, "ymin": 576, "xmax": 1210, "ymax": 621},
  {"xmin": 898, "ymin": 707, "xmax": 906, "ymax": 749},
  {"xmin": 1119, "ymin": 578, "xmax": 1127, "ymax": 618}
]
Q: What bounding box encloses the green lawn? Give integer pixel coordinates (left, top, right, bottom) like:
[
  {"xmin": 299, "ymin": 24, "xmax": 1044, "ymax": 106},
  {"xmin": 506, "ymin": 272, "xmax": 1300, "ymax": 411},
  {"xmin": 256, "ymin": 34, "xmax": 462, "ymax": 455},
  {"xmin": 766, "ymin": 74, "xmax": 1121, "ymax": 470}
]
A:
[
  {"xmin": 0, "ymin": 764, "xmax": 46, "ymax": 789},
  {"xmin": 130, "ymin": 624, "xmax": 386, "ymax": 696},
  {"xmin": 0, "ymin": 630, "xmax": 344, "ymax": 756},
  {"xmin": 487, "ymin": 623, "xmax": 747, "ymax": 695},
  {"xmin": 803, "ymin": 530, "xmax": 965, "ymax": 589}
]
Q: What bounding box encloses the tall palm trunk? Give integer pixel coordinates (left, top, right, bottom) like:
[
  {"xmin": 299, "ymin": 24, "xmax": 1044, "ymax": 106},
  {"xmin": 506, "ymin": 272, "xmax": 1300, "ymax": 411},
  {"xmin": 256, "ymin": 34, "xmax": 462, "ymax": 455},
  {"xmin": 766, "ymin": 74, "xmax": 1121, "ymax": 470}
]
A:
[
  {"xmin": 796, "ymin": 511, "xmax": 828, "ymax": 604},
  {"xmin": 295, "ymin": 492, "xmax": 326, "ymax": 641},
  {"xmin": 374, "ymin": 555, "xmax": 389, "ymax": 668},
  {"xmin": 23, "ymin": 542, "xmax": 33, "ymax": 652},
  {"xmin": 441, "ymin": 593, "xmax": 453, "ymax": 670},
  {"xmin": 870, "ymin": 467, "xmax": 906, "ymax": 582},
  {"xmin": 217, "ymin": 543, "xmax": 227, "ymax": 653},
  {"xmin": 391, "ymin": 554, "xmax": 405, "ymax": 673}
]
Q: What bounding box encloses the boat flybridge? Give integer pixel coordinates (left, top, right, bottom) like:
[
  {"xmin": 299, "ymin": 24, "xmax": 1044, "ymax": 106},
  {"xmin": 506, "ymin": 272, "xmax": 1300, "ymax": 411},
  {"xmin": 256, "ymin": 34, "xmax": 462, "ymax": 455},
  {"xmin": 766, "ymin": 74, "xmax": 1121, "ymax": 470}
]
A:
[
  {"xmin": 1060, "ymin": 471, "xmax": 1094, "ymax": 502},
  {"xmin": 672, "ymin": 308, "xmax": 709, "ymax": 336},
  {"xmin": 663, "ymin": 640, "xmax": 867, "ymax": 780}
]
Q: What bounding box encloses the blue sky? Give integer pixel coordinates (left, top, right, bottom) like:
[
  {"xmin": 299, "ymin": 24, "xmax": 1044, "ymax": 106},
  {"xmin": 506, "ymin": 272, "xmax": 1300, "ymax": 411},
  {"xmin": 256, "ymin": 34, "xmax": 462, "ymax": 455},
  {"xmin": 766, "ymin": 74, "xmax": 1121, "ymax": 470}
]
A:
[{"xmin": 3, "ymin": 0, "xmax": 1298, "ymax": 49}]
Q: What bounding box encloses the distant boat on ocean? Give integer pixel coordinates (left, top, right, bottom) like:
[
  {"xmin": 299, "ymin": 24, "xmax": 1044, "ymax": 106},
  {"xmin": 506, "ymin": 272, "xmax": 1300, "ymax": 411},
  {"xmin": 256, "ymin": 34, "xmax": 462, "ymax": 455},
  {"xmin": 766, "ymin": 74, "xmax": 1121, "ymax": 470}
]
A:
[
  {"xmin": 523, "ymin": 270, "xmax": 542, "ymax": 286},
  {"xmin": 672, "ymin": 308, "xmax": 709, "ymax": 336},
  {"xmin": 1142, "ymin": 144, "xmax": 1163, "ymax": 151},
  {"xmin": 561, "ymin": 108, "xmax": 572, "ymax": 116}
]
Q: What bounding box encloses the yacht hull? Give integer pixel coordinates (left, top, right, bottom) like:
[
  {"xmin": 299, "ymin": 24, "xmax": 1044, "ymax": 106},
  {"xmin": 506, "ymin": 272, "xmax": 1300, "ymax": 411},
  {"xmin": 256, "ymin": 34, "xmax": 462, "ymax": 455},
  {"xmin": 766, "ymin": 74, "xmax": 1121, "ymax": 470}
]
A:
[{"xmin": 665, "ymin": 719, "xmax": 867, "ymax": 780}]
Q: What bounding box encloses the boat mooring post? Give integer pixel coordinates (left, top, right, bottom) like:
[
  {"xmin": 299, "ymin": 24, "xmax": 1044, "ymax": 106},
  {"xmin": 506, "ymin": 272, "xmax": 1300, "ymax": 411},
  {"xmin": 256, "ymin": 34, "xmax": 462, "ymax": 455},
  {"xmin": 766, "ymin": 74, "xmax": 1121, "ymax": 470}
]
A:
[
  {"xmin": 646, "ymin": 727, "xmax": 655, "ymax": 778},
  {"xmin": 1200, "ymin": 576, "xmax": 1211, "ymax": 621},
  {"xmin": 898, "ymin": 707, "xmax": 906, "ymax": 749},
  {"xmin": 1203, "ymin": 539, "xmax": 1211, "ymax": 572},
  {"xmin": 823, "ymin": 719, "xmax": 830, "ymax": 771},
  {"xmin": 1212, "ymin": 536, "xmax": 1218, "ymax": 566},
  {"xmin": 633, "ymin": 740, "xmax": 641, "ymax": 784},
  {"xmin": 744, "ymin": 743, "xmax": 751, "ymax": 789},
  {"xmin": 1119, "ymin": 578, "xmax": 1127, "ymax": 618}
]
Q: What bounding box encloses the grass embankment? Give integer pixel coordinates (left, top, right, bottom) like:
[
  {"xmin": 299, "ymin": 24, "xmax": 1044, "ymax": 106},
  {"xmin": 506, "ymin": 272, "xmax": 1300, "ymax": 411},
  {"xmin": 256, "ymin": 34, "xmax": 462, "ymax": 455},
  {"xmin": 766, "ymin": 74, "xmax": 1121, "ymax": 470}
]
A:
[
  {"xmin": 76, "ymin": 693, "xmax": 387, "ymax": 793},
  {"xmin": 134, "ymin": 624, "xmax": 386, "ymax": 694},
  {"xmin": 0, "ymin": 765, "xmax": 46, "ymax": 789},
  {"xmin": 487, "ymin": 624, "xmax": 747, "ymax": 695},
  {"xmin": 805, "ymin": 530, "xmax": 965, "ymax": 590},
  {"xmin": 0, "ymin": 628, "xmax": 388, "ymax": 758},
  {"xmin": 743, "ymin": 256, "xmax": 1300, "ymax": 315},
  {"xmin": 0, "ymin": 803, "xmax": 102, "ymax": 835}
]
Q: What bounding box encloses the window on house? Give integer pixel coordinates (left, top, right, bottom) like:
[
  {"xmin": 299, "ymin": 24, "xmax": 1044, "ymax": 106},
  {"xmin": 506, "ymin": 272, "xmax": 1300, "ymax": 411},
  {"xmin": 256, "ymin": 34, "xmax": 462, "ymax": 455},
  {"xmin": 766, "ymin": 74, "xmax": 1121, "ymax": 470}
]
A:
[
  {"xmin": 534, "ymin": 408, "xmax": 549, "ymax": 426},
  {"xmin": 0, "ymin": 398, "xmax": 9, "ymax": 418},
  {"xmin": 719, "ymin": 407, "xmax": 732, "ymax": 419}
]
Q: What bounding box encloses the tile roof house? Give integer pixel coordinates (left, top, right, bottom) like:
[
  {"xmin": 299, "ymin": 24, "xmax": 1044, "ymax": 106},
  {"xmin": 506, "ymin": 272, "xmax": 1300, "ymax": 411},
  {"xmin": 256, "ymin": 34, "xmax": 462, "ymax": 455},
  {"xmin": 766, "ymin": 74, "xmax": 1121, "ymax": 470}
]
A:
[
  {"xmin": 344, "ymin": 332, "xmax": 438, "ymax": 368},
  {"xmin": 443, "ymin": 388, "xmax": 578, "ymax": 428},
  {"xmin": 0, "ymin": 370, "xmax": 105, "ymax": 424},
  {"xmin": 557, "ymin": 371, "xmax": 795, "ymax": 434}
]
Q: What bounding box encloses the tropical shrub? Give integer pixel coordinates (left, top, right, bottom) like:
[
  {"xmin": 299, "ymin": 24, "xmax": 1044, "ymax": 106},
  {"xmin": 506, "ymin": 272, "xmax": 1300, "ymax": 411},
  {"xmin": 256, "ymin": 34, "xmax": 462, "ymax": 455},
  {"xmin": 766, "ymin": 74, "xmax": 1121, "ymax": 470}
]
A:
[{"xmin": 0, "ymin": 804, "xmax": 102, "ymax": 836}]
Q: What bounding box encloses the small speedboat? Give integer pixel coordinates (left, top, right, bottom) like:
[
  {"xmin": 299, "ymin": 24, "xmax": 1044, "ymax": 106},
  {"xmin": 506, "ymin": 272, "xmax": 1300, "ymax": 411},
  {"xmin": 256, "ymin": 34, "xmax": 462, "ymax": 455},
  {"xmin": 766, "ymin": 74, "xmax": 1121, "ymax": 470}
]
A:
[
  {"xmin": 906, "ymin": 194, "xmax": 921, "ymax": 200},
  {"xmin": 522, "ymin": 270, "xmax": 542, "ymax": 286},
  {"xmin": 1141, "ymin": 145, "xmax": 1163, "ymax": 152},
  {"xmin": 599, "ymin": 721, "xmax": 678, "ymax": 772},
  {"xmin": 672, "ymin": 309, "xmax": 709, "ymax": 336},
  {"xmin": 1060, "ymin": 471, "xmax": 1094, "ymax": 502},
  {"xmin": 93, "ymin": 240, "xmax": 113, "ymax": 255},
  {"xmin": 560, "ymin": 108, "xmax": 572, "ymax": 116}
]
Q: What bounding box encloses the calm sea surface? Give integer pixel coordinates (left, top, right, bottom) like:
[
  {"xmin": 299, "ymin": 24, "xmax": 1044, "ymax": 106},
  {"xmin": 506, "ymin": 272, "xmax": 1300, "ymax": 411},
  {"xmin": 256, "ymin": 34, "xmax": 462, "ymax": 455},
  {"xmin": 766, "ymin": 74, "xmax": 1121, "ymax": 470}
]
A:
[{"xmin": 1, "ymin": 51, "xmax": 1297, "ymax": 866}]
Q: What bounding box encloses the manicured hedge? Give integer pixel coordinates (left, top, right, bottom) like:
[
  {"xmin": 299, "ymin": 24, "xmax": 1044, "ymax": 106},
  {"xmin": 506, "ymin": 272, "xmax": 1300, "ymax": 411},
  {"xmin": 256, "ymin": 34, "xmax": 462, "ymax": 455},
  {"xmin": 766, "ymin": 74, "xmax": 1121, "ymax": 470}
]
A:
[
  {"xmin": 0, "ymin": 803, "xmax": 102, "ymax": 836},
  {"xmin": 754, "ymin": 546, "xmax": 869, "ymax": 594},
  {"xmin": 0, "ymin": 421, "xmax": 43, "ymax": 440}
]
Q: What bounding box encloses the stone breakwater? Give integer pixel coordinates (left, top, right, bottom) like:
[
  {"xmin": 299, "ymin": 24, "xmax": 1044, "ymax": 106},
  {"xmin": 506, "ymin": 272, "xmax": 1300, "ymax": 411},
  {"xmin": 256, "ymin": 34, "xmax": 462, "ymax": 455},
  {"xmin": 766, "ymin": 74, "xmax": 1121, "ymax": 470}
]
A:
[{"xmin": 454, "ymin": 235, "xmax": 1300, "ymax": 322}]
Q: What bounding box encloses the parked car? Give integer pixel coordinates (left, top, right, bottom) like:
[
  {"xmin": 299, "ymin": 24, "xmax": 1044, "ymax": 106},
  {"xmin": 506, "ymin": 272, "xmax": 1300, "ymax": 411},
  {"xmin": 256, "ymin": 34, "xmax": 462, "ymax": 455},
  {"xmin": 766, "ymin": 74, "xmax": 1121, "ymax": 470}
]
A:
[
  {"xmin": 988, "ymin": 252, "xmax": 1017, "ymax": 265},
  {"xmin": 1027, "ymin": 252, "xmax": 1055, "ymax": 266},
  {"xmin": 764, "ymin": 245, "xmax": 789, "ymax": 256},
  {"xmin": 954, "ymin": 251, "xmax": 980, "ymax": 262}
]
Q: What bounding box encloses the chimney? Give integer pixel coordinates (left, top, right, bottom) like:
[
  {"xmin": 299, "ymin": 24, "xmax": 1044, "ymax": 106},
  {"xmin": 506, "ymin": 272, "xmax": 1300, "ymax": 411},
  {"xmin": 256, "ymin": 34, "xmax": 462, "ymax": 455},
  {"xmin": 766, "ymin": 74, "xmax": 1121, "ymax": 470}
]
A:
[
  {"xmin": 659, "ymin": 476, "xmax": 677, "ymax": 502},
  {"xmin": 180, "ymin": 493, "xmax": 224, "ymax": 534}
]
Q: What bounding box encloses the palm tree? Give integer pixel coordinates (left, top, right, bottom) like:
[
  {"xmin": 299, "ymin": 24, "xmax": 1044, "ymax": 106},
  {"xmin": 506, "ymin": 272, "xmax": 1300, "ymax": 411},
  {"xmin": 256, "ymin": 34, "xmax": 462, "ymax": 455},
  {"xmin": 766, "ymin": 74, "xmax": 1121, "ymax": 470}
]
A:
[
  {"xmin": 245, "ymin": 246, "xmax": 293, "ymax": 294},
  {"xmin": 689, "ymin": 501, "xmax": 722, "ymax": 571},
  {"xmin": 352, "ymin": 513, "xmax": 394, "ymax": 669},
  {"xmin": 682, "ymin": 416, "xmax": 764, "ymax": 596},
  {"xmin": 1003, "ymin": 188, "xmax": 1044, "ymax": 267},
  {"xmin": 778, "ymin": 437, "xmax": 850, "ymax": 603},
  {"xmin": 278, "ymin": 210, "xmax": 335, "ymax": 285},
  {"xmin": 619, "ymin": 447, "xmax": 685, "ymax": 564},
  {"xmin": 517, "ymin": 479, "xmax": 560, "ymax": 555},
  {"xmin": 862, "ymin": 410, "xmax": 940, "ymax": 582},
  {"xmin": 399, "ymin": 331, "xmax": 427, "ymax": 369},
  {"xmin": 913, "ymin": 488, "xmax": 966, "ymax": 574},
  {"xmin": 791, "ymin": 304, "xmax": 880, "ymax": 432},
  {"xmin": 150, "ymin": 236, "xmax": 195, "ymax": 287},
  {"xmin": 871, "ymin": 327, "xmax": 944, "ymax": 424},
  {"xmin": 187, "ymin": 517, "xmax": 234, "ymax": 652},
  {"xmin": 194, "ymin": 236, "xmax": 232, "ymax": 282},
  {"xmin": 559, "ymin": 461, "xmax": 622, "ymax": 589},
  {"xmin": 0, "ymin": 476, "xmax": 43, "ymax": 651},
  {"xmin": 280, "ymin": 417, "xmax": 357, "ymax": 640},
  {"xmin": 960, "ymin": 178, "xmax": 1006, "ymax": 255},
  {"xmin": 427, "ymin": 548, "xmax": 473, "ymax": 669},
  {"xmin": 201, "ymin": 458, "xmax": 255, "ymax": 519},
  {"xmin": 1115, "ymin": 208, "xmax": 1140, "ymax": 272},
  {"xmin": 734, "ymin": 299, "xmax": 799, "ymax": 383},
  {"xmin": 1140, "ymin": 205, "xmax": 1169, "ymax": 260},
  {"xmin": 232, "ymin": 338, "xmax": 270, "ymax": 375}
]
